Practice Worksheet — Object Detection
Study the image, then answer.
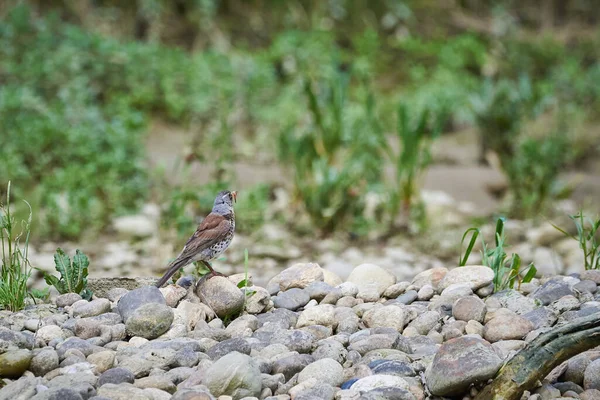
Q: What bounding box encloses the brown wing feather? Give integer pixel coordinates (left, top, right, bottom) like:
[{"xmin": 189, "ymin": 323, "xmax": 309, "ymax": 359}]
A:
[
  {"xmin": 179, "ymin": 213, "xmax": 231, "ymax": 260},
  {"xmin": 155, "ymin": 213, "xmax": 231, "ymax": 287}
]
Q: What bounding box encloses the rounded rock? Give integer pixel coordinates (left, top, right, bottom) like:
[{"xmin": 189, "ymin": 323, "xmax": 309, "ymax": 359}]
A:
[
  {"xmin": 201, "ymin": 352, "xmax": 261, "ymax": 398},
  {"xmin": 0, "ymin": 349, "xmax": 32, "ymax": 378},
  {"xmin": 298, "ymin": 358, "xmax": 343, "ymax": 387},
  {"xmin": 195, "ymin": 276, "xmax": 245, "ymax": 319},
  {"xmin": 98, "ymin": 367, "xmax": 135, "ymax": 386},
  {"xmin": 453, "ymin": 296, "xmax": 487, "ymax": 323},
  {"xmin": 437, "ymin": 266, "xmax": 494, "ymax": 292},
  {"xmin": 117, "ymin": 286, "xmax": 166, "ymax": 323},
  {"xmin": 30, "ymin": 349, "xmax": 59, "ymax": 377},
  {"xmin": 426, "ymin": 336, "xmax": 502, "ymax": 396},
  {"xmin": 296, "ymin": 304, "xmax": 336, "ymax": 328},
  {"xmin": 584, "ymin": 359, "xmax": 600, "ymax": 390},
  {"xmin": 125, "ymin": 303, "xmax": 174, "ymax": 339},
  {"xmin": 483, "ymin": 315, "xmax": 534, "ymax": 342},
  {"xmin": 347, "ymin": 264, "xmax": 396, "ymax": 297},
  {"xmin": 362, "ymin": 305, "xmax": 406, "ymax": 332},
  {"xmin": 73, "ymin": 299, "xmax": 111, "ymax": 318}
]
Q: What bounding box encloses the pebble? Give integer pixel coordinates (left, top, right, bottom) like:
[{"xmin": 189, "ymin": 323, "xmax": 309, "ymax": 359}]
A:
[
  {"xmin": 196, "ymin": 276, "xmax": 245, "ymax": 319},
  {"xmin": 346, "ymin": 263, "xmax": 396, "ymax": 297},
  {"xmin": 426, "ymin": 336, "xmax": 502, "ymax": 396}
]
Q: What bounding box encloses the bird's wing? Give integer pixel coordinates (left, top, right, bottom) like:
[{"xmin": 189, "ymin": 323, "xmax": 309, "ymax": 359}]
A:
[{"xmin": 178, "ymin": 213, "xmax": 231, "ymax": 260}]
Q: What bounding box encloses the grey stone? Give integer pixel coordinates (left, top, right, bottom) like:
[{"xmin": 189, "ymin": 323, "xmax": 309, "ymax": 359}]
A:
[
  {"xmin": 408, "ymin": 311, "xmax": 440, "ymax": 335},
  {"xmin": 334, "ymin": 307, "xmax": 360, "ymax": 334},
  {"xmin": 294, "ymin": 383, "xmax": 335, "ymax": 400},
  {"xmin": 56, "ymin": 293, "xmax": 83, "ymax": 308},
  {"xmin": 271, "ymin": 263, "xmax": 325, "ymax": 291},
  {"xmin": 351, "ymin": 375, "xmax": 410, "ymax": 392},
  {"xmin": 125, "ymin": 303, "xmax": 173, "ymax": 339},
  {"xmin": 553, "ymin": 382, "xmax": 584, "ymax": 394},
  {"xmin": 360, "ymin": 387, "xmax": 416, "ymax": 400},
  {"xmin": 362, "ymin": 306, "xmax": 406, "ymax": 332},
  {"xmin": 273, "ymin": 289, "xmax": 310, "ymax": 311},
  {"xmin": 296, "ymin": 304, "xmax": 335, "ymax": 328},
  {"xmin": 73, "ymin": 299, "xmax": 111, "ymax": 318},
  {"xmin": 369, "ymin": 360, "xmax": 416, "ymax": 377},
  {"xmin": 584, "ymin": 359, "xmax": 600, "ymax": 390},
  {"xmin": 298, "ymin": 358, "xmax": 343, "ymax": 387},
  {"xmin": 117, "ymin": 286, "xmax": 166, "ymax": 322},
  {"xmin": 347, "ymin": 264, "xmax": 396, "ymax": 297},
  {"xmin": 271, "ymin": 330, "xmax": 315, "ymax": 353},
  {"xmin": 134, "ymin": 375, "xmax": 176, "ymax": 393},
  {"xmin": 304, "ymin": 282, "xmax": 334, "ymax": 301},
  {"xmin": 483, "ymin": 314, "xmax": 534, "ymax": 342},
  {"xmin": 201, "ymin": 352, "xmax": 261, "ymax": 399},
  {"xmin": 96, "ymin": 383, "xmax": 149, "ymax": 400},
  {"xmin": 396, "ymin": 291, "xmax": 418, "ymax": 305},
  {"xmin": 531, "ymin": 280, "xmax": 575, "ymax": 306},
  {"xmin": 575, "ymin": 280, "xmax": 598, "ymax": 294},
  {"xmin": 244, "ymin": 286, "xmax": 271, "ymax": 314},
  {"xmin": 272, "ymin": 353, "xmax": 314, "ymax": 380},
  {"xmin": 30, "ymin": 349, "xmax": 59, "ymax": 376},
  {"xmin": 206, "ymin": 338, "xmax": 251, "ymax": 360},
  {"xmin": 453, "ymin": 296, "xmax": 487, "ymax": 323},
  {"xmin": 522, "ymin": 307, "xmax": 559, "ymax": 329},
  {"xmin": 170, "ymin": 387, "xmax": 214, "ymax": 400},
  {"xmin": 312, "ymin": 340, "xmax": 347, "ymax": 364},
  {"xmin": 581, "ymin": 389, "xmax": 600, "ymax": 400},
  {"xmin": 348, "ymin": 333, "xmax": 404, "ymax": 355},
  {"xmin": 426, "ymin": 336, "xmax": 503, "ymax": 396},
  {"xmin": 98, "ymin": 367, "xmax": 135, "ymax": 386},
  {"xmin": 0, "ymin": 376, "xmax": 41, "ymax": 400},
  {"xmin": 564, "ymin": 353, "xmax": 600, "ymax": 386},
  {"xmin": 36, "ymin": 325, "xmax": 65, "ymax": 344},
  {"xmin": 30, "ymin": 388, "xmax": 84, "ymax": 400},
  {"xmin": 437, "ymin": 266, "xmax": 494, "ymax": 292},
  {"xmin": 196, "ymin": 276, "xmax": 245, "ymax": 319}
]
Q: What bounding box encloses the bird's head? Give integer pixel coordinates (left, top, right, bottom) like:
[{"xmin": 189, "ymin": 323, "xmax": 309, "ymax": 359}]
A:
[{"xmin": 212, "ymin": 190, "xmax": 237, "ymax": 215}]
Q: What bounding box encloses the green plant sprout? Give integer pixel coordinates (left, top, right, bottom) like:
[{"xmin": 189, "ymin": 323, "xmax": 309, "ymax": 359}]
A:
[
  {"xmin": 552, "ymin": 212, "xmax": 600, "ymax": 270},
  {"xmin": 0, "ymin": 181, "xmax": 33, "ymax": 311},
  {"xmin": 460, "ymin": 217, "xmax": 537, "ymax": 292}
]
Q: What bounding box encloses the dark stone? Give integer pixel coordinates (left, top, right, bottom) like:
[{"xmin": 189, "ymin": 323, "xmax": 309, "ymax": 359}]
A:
[
  {"xmin": 574, "ymin": 280, "xmax": 597, "ymax": 294},
  {"xmin": 369, "ymin": 360, "xmax": 416, "ymax": 377},
  {"xmin": 172, "ymin": 348, "xmax": 200, "ymax": 368},
  {"xmin": 30, "ymin": 388, "xmax": 84, "ymax": 400},
  {"xmin": 117, "ymin": 286, "xmax": 166, "ymax": 322},
  {"xmin": 531, "ymin": 280, "xmax": 575, "ymax": 305},
  {"xmin": 256, "ymin": 309, "xmax": 297, "ymax": 329},
  {"xmin": 395, "ymin": 290, "xmax": 418, "ymax": 305},
  {"xmin": 273, "ymin": 288, "xmax": 310, "ymax": 311},
  {"xmin": 522, "ymin": 307, "xmax": 558, "ymax": 329},
  {"xmin": 305, "ymin": 281, "xmax": 334, "ymax": 302},
  {"xmin": 553, "ymin": 381, "xmax": 584, "ymax": 394},
  {"xmin": 206, "ymin": 338, "xmax": 251, "ymax": 360},
  {"xmin": 271, "ymin": 353, "xmax": 314, "ymax": 380},
  {"xmin": 341, "ymin": 378, "xmax": 359, "ymax": 390},
  {"xmin": 56, "ymin": 337, "xmax": 97, "ymax": 358},
  {"xmin": 97, "ymin": 367, "xmax": 135, "ymax": 386},
  {"xmin": 271, "ymin": 329, "xmax": 315, "ymax": 353}
]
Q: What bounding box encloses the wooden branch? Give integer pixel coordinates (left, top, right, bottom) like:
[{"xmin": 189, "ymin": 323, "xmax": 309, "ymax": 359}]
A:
[{"xmin": 475, "ymin": 313, "xmax": 600, "ymax": 400}]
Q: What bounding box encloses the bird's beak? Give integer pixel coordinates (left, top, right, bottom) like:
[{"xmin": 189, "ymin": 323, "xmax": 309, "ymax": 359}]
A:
[{"xmin": 231, "ymin": 191, "xmax": 237, "ymax": 203}]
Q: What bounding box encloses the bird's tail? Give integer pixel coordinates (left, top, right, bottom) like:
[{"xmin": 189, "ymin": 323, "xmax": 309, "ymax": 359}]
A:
[{"xmin": 155, "ymin": 256, "xmax": 190, "ymax": 288}]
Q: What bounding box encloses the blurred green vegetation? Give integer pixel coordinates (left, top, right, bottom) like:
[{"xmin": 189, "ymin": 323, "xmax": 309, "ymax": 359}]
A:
[{"xmin": 1, "ymin": 1, "xmax": 599, "ymax": 239}]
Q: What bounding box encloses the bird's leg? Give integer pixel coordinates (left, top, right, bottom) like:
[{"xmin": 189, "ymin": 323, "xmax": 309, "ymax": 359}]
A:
[{"xmin": 200, "ymin": 260, "xmax": 225, "ymax": 277}]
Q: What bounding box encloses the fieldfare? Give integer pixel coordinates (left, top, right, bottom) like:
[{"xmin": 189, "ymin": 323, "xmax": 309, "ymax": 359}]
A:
[{"xmin": 155, "ymin": 190, "xmax": 237, "ymax": 288}]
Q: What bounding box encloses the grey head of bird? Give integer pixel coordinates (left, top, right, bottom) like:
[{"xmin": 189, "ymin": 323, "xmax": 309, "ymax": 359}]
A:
[{"xmin": 212, "ymin": 190, "xmax": 237, "ymax": 216}]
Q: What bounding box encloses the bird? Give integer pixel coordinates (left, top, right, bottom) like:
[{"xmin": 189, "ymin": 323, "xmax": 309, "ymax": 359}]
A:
[{"xmin": 155, "ymin": 190, "xmax": 237, "ymax": 288}]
